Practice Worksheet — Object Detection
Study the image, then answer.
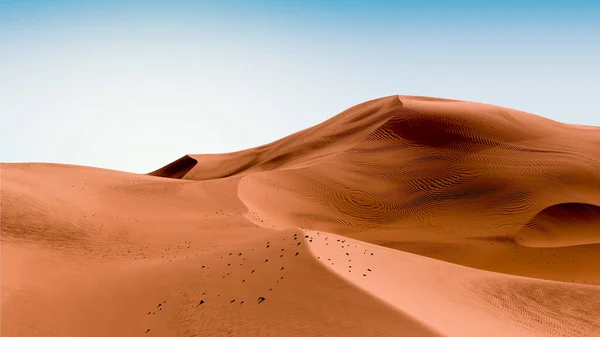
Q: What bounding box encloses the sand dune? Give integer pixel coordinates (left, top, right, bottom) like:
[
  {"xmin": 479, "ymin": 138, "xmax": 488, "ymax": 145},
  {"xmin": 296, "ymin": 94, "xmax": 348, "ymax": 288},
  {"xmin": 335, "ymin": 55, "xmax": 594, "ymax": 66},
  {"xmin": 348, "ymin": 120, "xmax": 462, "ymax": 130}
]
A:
[
  {"xmin": 2, "ymin": 95, "xmax": 599, "ymax": 336},
  {"xmin": 235, "ymin": 96, "xmax": 600, "ymax": 284}
]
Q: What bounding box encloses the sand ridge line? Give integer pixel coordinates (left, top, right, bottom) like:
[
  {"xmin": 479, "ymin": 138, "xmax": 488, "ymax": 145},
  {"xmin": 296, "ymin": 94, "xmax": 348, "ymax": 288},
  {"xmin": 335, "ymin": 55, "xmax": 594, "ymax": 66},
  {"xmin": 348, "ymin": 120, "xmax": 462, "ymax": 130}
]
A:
[{"xmin": 302, "ymin": 229, "xmax": 600, "ymax": 337}]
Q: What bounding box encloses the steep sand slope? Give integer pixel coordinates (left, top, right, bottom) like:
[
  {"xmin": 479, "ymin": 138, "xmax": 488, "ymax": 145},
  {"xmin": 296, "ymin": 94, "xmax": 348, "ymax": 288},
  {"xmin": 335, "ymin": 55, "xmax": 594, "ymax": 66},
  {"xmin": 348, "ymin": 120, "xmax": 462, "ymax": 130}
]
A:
[{"xmin": 3, "ymin": 95, "xmax": 600, "ymax": 336}]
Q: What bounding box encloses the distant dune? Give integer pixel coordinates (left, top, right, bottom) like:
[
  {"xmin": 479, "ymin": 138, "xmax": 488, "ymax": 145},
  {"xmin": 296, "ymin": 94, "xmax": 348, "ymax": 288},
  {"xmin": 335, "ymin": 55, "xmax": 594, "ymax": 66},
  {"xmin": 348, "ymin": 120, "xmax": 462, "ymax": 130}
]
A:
[{"xmin": 2, "ymin": 95, "xmax": 600, "ymax": 336}]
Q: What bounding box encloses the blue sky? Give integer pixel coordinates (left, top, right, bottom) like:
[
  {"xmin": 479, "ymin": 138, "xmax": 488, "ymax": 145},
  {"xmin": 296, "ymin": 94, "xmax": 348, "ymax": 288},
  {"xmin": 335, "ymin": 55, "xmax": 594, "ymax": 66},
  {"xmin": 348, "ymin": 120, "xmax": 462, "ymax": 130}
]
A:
[{"xmin": 1, "ymin": 0, "xmax": 599, "ymax": 173}]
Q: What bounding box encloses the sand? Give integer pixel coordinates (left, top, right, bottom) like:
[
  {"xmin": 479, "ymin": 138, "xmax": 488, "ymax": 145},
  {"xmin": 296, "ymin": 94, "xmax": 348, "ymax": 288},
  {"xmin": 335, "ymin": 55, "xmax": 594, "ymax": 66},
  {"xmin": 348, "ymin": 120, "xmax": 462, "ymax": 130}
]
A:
[{"xmin": 2, "ymin": 95, "xmax": 600, "ymax": 336}]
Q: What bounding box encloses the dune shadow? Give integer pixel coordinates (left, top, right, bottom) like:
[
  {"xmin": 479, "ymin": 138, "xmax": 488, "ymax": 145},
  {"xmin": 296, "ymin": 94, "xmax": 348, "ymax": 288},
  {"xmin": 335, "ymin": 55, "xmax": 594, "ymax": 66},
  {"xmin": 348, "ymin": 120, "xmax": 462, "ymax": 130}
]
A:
[
  {"xmin": 516, "ymin": 203, "xmax": 600, "ymax": 247},
  {"xmin": 147, "ymin": 155, "xmax": 198, "ymax": 179}
]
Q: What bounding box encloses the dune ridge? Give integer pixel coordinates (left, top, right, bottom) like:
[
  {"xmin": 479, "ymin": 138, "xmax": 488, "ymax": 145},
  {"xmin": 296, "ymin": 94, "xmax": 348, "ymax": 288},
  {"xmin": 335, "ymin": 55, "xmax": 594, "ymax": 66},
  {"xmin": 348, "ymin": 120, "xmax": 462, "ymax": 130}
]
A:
[
  {"xmin": 302, "ymin": 229, "xmax": 600, "ymax": 337},
  {"xmin": 2, "ymin": 94, "xmax": 600, "ymax": 336}
]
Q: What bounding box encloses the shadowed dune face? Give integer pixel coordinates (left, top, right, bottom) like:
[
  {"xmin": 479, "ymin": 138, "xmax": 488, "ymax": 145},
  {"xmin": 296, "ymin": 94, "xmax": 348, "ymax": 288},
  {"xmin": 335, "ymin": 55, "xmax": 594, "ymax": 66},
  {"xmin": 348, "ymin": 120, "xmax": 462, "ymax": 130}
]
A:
[
  {"xmin": 148, "ymin": 155, "xmax": 198, "ymax": 179},
  {"xmin": 3, "ymin": 94, "xmax": 600, "ymax": 337},
  {"xmin": 516, "ymin": 203, "xmax": 600, "ymax": 247},
  {"xmin": 381, "ymin": 109, "xmax": 541, "ymax": 150}
]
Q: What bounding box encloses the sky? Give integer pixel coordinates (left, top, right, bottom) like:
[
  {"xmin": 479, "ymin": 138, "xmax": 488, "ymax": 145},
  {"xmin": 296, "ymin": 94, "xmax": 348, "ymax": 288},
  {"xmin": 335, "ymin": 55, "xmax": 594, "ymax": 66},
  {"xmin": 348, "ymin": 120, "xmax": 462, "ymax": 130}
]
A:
[{"xmin": 1, "ymin": 0, "xmax": 599, "ymax": 173}]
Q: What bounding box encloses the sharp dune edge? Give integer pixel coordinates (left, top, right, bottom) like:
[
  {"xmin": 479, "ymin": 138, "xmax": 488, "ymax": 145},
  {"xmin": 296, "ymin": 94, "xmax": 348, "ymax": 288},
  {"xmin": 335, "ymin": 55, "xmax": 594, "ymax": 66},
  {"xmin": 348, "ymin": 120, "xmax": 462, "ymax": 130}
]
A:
[{"xmin": 2, "ymin": 95, "xmax": 600, "ymax": 337}]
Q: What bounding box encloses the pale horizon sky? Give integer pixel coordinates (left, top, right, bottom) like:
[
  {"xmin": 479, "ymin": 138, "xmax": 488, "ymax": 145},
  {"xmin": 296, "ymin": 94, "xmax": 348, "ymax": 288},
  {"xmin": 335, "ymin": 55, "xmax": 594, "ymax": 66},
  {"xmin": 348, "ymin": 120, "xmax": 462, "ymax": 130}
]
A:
[{"xmin": 1, "ymin": 0, "xmax": 599, "ymax": 173}]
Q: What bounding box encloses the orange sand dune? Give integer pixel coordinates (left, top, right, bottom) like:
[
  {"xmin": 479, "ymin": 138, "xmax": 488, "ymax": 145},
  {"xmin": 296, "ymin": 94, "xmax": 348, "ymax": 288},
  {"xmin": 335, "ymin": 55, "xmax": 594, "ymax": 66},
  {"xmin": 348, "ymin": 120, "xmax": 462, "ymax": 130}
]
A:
[{"xmin": 2, "ymin": 95, "xmax": 600, "ymax": 336}]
